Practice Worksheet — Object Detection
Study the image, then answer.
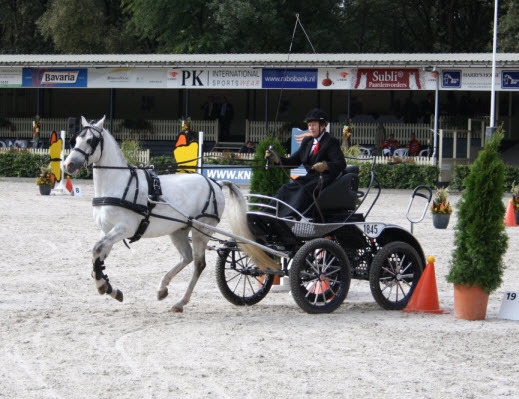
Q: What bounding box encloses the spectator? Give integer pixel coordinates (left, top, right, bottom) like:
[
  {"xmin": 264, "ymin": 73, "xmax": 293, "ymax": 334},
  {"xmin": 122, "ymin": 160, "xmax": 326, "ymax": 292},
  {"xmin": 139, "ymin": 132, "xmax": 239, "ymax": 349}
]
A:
[
  {"xmin": 219, "ymin": 96, "xmax": 234, "ymax": 141},
  {"xmin": 240, "ymin": 141, "xmax": 255, "ymax": 154},
  {"xmin": 382, "ymin": 134, "xmax": 400, "ymax": 156},
  {"xmin": 406, "ymin": 133, "xmax": 421, "ymax": 156}
]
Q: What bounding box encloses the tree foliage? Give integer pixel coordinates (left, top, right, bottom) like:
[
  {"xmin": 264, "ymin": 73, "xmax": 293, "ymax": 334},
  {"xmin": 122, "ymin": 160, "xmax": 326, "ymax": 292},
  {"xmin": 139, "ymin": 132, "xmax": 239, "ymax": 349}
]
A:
[
  {"xmin": 0, "ymin": 0, "xmax": 50, "ymax": 54},
  {"xmin": 0, "ymin": 0, "xmax": 515, "ymax": 54}
]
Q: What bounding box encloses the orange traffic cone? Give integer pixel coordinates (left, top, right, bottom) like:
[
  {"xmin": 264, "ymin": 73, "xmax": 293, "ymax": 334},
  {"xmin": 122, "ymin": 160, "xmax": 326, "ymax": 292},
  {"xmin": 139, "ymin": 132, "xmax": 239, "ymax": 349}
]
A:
[
  {"xmin": 504, "ymin": 199, "xmax": 517, "ymax": 227},
  {"xmin": 65, "ymin": 176, "xmax": 73, "ymax": 194},
  {"xmin": 404, "ymin": 256, "xmax": 448, "ymax": 314}
]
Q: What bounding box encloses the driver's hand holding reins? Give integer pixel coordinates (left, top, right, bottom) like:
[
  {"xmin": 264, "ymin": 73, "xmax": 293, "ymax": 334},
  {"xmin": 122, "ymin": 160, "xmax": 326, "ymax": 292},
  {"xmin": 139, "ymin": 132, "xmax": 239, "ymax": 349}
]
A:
[
  {"xmin": 265, "ymin": 149, "xmax": 329, "ymax": 173},
  {"xmin": 265, "ymin": 149, "xmax": 281, "ymax": 164}
]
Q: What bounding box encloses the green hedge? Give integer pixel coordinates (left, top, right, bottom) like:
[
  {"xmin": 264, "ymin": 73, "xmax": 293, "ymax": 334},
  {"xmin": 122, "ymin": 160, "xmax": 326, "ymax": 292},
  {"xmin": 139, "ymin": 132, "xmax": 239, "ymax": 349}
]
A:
[
  {"xmin": 357, "ymin": 162, "xmax": 439, "ymax": 189},
  {"xmin": 0, "ymin": 151, "xmax": 47, "ymax": 177},
  {"xmin": 3, "ymin": 150, "xmax": 519, "ymax": 192},
  {"xmin": 452, "ymin": 164, "xmax": 519, "ymax": 192}
]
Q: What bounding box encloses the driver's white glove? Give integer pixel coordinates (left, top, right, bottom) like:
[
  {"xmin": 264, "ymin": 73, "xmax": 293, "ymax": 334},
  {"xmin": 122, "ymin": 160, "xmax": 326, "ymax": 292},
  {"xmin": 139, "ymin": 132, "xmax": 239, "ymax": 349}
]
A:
[
  {"xmin": 312, "ymin": 161, "xmax": 329, "ymax": 173},
  {"xmin": 265, "ymin": 149, "xmax": 281, "ymax": 164}
]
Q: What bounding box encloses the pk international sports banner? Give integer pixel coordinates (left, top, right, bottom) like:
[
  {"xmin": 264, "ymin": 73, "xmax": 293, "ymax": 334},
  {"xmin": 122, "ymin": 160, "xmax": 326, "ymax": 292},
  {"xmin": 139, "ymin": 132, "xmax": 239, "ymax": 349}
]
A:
[{"xmin": 167, "ymin": 68, "xmax": 262, "ymax": 89}]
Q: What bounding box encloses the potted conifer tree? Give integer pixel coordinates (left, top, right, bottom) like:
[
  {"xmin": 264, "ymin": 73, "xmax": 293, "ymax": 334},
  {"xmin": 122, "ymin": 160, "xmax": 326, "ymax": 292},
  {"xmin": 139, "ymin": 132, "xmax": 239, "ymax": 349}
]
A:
[{"xmin": 446, "ymin": 128, "xmax": 508, "ymax": 320}]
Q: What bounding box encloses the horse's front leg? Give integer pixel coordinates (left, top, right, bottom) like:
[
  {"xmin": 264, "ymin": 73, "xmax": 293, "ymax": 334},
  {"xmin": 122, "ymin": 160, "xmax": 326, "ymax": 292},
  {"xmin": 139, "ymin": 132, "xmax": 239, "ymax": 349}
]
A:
[{"xmin": 92, "ymin": 225, "xmax": 128, "ymax": 302}]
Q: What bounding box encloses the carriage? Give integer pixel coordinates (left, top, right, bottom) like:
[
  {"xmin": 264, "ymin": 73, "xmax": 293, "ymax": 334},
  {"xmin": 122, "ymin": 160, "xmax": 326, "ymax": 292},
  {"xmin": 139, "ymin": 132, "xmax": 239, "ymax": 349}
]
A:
[
  {"xmin": 214, "ymin": 162, "xmax": 433, "ymax": 314},
  {"xmin": 64, "ymin": 116, "xmax": 432, "ymax": 314}
]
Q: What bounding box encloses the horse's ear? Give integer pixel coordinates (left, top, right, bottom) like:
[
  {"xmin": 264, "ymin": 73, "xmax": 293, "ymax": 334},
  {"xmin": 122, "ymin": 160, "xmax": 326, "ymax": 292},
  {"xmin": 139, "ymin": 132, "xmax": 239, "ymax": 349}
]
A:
[
  {"xmin": 96, "ymin": 115, "xmax": 106, "ymax": 129},
  {"xmin": 81, "ymin": 116, "xmax": 88, "ymax": 127}
]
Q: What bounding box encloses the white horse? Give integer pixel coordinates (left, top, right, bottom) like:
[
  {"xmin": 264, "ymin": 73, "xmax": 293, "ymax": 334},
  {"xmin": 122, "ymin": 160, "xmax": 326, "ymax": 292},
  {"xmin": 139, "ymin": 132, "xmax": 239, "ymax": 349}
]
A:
[{"xmin": 64, "ymin": 116, "xmax": 277, "ymax": 312}]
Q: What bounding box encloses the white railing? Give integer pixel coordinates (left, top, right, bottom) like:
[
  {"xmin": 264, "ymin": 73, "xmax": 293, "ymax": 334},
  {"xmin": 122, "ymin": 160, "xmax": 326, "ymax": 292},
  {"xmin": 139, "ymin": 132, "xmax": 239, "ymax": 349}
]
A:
[
  {"xmin": 0, "ymin": 116, "xmax": 479, "ymax": 144},
  {"xmin": 0, "ymin": 118, "xmax": 219, "ymax": 142},
  {"xmin": 25, "ymin": 148, "xmax": 151, "ymax": 165},
  {"xmin": 245, "ymin": 120, "xmax": 285, "ymax": 143}
]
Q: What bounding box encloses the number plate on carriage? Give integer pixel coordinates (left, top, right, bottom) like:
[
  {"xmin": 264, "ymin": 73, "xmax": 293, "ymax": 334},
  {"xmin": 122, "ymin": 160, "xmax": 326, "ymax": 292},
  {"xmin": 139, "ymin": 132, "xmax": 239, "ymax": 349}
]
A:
[{"xmin": 361, "ymin": 223, "xmax": 385, "ymax": 238}]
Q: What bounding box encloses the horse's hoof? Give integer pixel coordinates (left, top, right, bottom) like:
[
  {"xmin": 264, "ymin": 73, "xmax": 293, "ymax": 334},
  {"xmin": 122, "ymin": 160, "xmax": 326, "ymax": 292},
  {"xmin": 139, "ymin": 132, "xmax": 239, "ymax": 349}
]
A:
[
  {"xmin": 114, "ymin": 290, "xmax": 123, "ymax": 302},
  {"xmin": 157, "ymin": 288, "xmax": 168, "ymax": 301},
  {"xmin": 171, "ymin": 304, "xmax": 183, "ymax": 313}
]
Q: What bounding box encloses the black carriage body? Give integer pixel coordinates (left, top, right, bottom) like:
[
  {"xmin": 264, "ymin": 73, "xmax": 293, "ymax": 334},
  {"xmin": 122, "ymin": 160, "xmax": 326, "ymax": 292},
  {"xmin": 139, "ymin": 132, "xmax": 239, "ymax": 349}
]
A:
[
  {"xmin": 216, "ymin": 158, "xmax": 430, "ymax": 313},
  {"xmin": 246, "ymin": 211, "xmax": 425, "ymax": 282}
]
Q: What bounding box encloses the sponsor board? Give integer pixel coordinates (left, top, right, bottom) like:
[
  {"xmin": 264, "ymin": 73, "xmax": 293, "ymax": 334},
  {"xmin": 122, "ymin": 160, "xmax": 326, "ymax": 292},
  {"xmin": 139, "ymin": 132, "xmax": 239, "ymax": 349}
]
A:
[{"xmin": 22, "ymin": 68, "xmax": 87, "ymax": 87}]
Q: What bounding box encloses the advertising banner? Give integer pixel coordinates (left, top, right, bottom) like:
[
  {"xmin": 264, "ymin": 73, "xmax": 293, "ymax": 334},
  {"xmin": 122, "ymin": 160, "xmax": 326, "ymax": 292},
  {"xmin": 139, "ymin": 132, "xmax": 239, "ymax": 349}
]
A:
[
  {"xmin": 167, "ymin": 68, "xmax": 262, "ymax": 89},
  {"xmin": 0, "ymin": 68, "xmax": 22, "ymax": 88},
  {"xmin": 439, "ymin": 68, "xmax": 519, "ymax": 91},
  {"xmin": 317, "ymin": 68, "xmax": 437, "ymax": 90},
  {"xmin": 262, "ymin": 68, "xmax": 317, "ymax": 89},
  {"xmin": 22, "ymin": 68, "xmax": 88, "ymax": 88},
  {"xmin": 88, "ymin": 68, "xmax": 166, "ymax": 88}
]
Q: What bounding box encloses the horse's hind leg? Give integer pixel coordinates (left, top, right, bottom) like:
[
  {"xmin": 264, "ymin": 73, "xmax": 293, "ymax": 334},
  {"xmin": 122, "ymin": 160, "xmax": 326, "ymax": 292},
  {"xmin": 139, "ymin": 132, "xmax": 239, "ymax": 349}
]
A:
[
  {"xmin": 169, "ymin": 229, "xmax": 211, "ymax": 313},
  {"xmin": 92, "ymin": 226, "xmax": 126, "ymax": 302},
  {"xmin": 157, "ymin": 230, "xmax": 193, "ymax": 307}
]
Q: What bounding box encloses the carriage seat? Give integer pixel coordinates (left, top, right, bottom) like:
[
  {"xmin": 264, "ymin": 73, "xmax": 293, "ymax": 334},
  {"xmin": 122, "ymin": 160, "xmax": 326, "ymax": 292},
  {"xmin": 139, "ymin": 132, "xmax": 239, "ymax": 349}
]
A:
[{"xmin": 314, "ymin": 164, "xmax": 360, "ymax": 213}]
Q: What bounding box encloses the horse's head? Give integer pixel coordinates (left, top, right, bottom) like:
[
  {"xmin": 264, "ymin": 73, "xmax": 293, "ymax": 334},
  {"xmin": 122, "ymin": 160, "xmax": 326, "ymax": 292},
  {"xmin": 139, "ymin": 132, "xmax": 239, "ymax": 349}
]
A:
[{"xmin": 64, "ymin": 116, "xmax": 106, "ymax": 175}]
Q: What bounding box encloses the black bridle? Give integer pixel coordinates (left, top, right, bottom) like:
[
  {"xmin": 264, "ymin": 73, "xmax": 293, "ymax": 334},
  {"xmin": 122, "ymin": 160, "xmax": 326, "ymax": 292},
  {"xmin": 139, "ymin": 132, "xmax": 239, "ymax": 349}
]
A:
[{"xmin": 69, "ymin": 125, "xmax": 105, "ymax": 165}]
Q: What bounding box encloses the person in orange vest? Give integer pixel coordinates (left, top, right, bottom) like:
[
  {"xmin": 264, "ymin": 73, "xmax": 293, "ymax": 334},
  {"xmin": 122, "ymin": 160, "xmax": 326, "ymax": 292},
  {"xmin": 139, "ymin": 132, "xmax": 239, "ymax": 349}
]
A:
[
  {"xmin": 382, "ymin": 134, "xmax": 400, "ymax": 156},
  {"xmin": 406, "ymin": 133, "xmax": 421, "ymax": 156}
]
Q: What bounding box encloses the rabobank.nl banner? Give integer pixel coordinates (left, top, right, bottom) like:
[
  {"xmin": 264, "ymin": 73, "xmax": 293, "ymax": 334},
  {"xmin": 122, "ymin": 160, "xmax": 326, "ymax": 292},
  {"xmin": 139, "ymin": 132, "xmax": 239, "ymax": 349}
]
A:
[
  {"xmin": 22, "ymin": 68, "xmax": 87, "ymax": 87},
  {"xmin": 262, "ymin": 69, "xmax": 317, "ymax": 89}
]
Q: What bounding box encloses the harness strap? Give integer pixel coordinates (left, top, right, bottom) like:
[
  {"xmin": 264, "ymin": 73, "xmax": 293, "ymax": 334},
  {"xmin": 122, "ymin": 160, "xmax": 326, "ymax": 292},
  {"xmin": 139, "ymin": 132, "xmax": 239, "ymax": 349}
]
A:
[
  {"xmin": 92, "ymin": 172, "xmax": 222, "ymax": 244},
  {"xmin": 194, "ymin": 176, "xmax": 221, "ymax": 223}
]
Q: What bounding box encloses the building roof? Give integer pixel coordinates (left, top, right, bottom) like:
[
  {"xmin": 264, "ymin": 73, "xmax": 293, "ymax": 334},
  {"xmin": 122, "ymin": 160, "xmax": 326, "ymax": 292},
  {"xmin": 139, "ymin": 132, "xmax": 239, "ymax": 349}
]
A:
[{"xmin": 1, "ymin": 53, "xmax": 519, "ymax": 68}]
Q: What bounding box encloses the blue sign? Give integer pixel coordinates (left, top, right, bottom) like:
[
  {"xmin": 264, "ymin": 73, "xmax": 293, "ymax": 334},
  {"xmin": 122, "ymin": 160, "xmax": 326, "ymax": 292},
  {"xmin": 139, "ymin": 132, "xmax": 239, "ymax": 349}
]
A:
[
  {"xmin": 290, "ymin": 127, "xmax": 311, "ymax": 177},
  {"xmin": 22, "ymin": 68, "xmax": 88, "ymax": 88},
  {"xmin": 202, "ymin": 166, "xmax": 252, "ymax": 185},
  {"xmin": 262, "ymin": 68, "xmax": 317, "ymax": 89},
  {"xmin": 502, "ymin": 71, "xmax": 519, "ymax": 89},
  {"xmin": 441, "ymin": 70, "xmax": 461, "ymax": 88}
]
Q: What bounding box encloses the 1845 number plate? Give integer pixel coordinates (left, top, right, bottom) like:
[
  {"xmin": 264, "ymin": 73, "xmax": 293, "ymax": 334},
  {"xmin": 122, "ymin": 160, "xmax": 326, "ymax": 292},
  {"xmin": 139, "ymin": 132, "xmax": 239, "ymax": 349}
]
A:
[{"xmin": 362, "ymin": 223, "xmax": 385, "ymax": 238}]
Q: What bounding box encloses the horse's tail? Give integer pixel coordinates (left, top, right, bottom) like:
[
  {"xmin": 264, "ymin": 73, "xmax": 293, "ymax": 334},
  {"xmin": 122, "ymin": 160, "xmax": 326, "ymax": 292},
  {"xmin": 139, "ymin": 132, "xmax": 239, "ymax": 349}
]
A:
[{"xmin": 220, "ymin": 181, "xmax": 281, "ymax": 271}]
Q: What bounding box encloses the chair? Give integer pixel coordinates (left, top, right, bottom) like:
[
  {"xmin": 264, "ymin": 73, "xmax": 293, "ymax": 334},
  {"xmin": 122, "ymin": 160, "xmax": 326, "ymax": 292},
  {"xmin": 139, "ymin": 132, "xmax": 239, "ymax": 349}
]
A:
[
  {"xmin": 0, "ymin": 141, "xmax": 6, "ymax": 148},
  {"xmin": 358, "ymin": 146, "xmax": 373, "ymax": 156},
  {"xmin": 419, "ymin": 148, "xmax": 430, "ymax": 157},
  {"xmin": 393, "ymin": 148, "xmax": 409, "ymax": 158}
]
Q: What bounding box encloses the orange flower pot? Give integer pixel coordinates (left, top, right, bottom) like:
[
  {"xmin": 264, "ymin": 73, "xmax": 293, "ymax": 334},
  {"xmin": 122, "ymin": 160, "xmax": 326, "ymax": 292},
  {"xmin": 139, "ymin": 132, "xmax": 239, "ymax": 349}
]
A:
[{"xmin": 453, "ymin": 284, "xmax": 489, "ymax": 320}]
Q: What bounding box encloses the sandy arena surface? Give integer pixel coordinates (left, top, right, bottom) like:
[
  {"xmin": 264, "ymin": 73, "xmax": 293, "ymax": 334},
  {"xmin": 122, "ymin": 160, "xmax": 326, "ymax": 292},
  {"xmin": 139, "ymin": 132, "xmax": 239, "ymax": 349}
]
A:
[{"xmin": 1, "ymin": 177, "xmax": 519, "ymax": 399}]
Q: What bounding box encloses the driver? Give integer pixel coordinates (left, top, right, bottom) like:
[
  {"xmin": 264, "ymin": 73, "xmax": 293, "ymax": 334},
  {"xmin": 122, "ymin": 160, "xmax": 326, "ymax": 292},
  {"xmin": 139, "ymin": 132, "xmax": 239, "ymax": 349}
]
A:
[{"xmin": 265, "ymin": 108, "xmax": 346, "ymax": 218}]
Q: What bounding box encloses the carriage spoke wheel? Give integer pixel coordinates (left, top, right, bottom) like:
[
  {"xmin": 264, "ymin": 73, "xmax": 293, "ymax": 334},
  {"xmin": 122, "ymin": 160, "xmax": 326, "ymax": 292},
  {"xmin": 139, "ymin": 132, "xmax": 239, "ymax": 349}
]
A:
[
  {"xmin": 369, "ymin": 241, "xmax": 424, "ymax": 310},
  {"xmin": 215, "ymin": 241, "xmax": 275, "ymax": 306},
  {"xmin": 289, "ymin": 239, "xmax": 350, "ymax": 314}
]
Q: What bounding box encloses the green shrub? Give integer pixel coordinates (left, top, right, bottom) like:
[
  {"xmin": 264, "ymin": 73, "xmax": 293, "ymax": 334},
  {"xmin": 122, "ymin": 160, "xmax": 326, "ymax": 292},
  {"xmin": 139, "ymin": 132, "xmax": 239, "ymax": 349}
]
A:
[
  {"xmin": 453, "ymin": 164, "xmax": 519, "ymax": 192},
  {"xmin": 249, "ymin": 136, "xmax": 289, "ymax": 200},
  {"xmin": 447, "ymin": 129, "xmax": 508, "ymax": 293},
  {"xmin": 0, "ymin": 150, "xmax": 46, "ymax": 177},
  {"xmin": 357, "ymin": 162, "xmax": 438, "ymax": 189}
]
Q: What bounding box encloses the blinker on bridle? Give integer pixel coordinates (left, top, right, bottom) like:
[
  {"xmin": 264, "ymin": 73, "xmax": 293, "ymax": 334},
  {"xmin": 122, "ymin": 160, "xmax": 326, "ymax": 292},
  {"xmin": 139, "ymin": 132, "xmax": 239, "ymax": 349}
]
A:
[{"xmin": 70, "ymin": 125, "xmax": 104, "ymax": 165}]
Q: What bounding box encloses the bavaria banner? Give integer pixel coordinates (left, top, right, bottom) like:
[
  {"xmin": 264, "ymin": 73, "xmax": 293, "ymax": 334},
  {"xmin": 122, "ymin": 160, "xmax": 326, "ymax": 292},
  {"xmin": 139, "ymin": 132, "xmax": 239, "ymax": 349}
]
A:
[{"xmin": 22, "ymin": 68, "xmax": 88, "ymax": 88}]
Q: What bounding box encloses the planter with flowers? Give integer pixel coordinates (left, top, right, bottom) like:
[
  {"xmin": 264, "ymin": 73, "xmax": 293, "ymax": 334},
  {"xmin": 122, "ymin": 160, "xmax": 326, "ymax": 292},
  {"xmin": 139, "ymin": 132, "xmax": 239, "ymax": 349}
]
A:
[
  {"xmin": 35, "ymin": 165, "xmax": 55, "ymax": 195},
  {"xmin": 430, "ymin": 186, "xmax": 452, "ymax": 229},
  {"xmin": 511, "ymin": 181, "xmax": 519, "ymax": 225}
]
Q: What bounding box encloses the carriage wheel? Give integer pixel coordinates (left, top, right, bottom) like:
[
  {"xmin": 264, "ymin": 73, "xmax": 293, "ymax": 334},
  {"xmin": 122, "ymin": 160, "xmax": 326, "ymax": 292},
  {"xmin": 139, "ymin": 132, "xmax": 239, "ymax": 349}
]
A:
[
  {"xmin": 215, "ymin": 242, "xmax": 275, "ymax": 306},
  {"xmin": 289, "ymin": 239, "xmax": 351, "ymax": 314},
  {"xmin": 369, "ymin": 241, "xmax": 424, "ymax": 310}
]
